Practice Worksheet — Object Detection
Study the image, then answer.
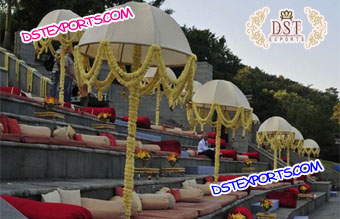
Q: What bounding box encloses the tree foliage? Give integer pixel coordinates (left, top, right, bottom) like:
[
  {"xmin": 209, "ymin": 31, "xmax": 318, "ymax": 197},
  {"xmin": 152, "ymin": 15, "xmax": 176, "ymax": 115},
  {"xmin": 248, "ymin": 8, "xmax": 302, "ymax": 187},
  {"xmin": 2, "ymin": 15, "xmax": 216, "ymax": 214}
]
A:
[{"xmin": 184, "ymin": 27, "xmax": 339, "ymax": 162}]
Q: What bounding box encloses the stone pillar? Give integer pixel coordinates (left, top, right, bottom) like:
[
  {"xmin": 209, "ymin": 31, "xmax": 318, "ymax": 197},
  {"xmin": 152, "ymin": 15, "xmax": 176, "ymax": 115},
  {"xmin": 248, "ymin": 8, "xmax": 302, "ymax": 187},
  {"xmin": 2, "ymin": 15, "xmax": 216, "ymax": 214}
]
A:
[{"xmin": 194, "ymin": 62, "xmax": 213, "ymax": 84}]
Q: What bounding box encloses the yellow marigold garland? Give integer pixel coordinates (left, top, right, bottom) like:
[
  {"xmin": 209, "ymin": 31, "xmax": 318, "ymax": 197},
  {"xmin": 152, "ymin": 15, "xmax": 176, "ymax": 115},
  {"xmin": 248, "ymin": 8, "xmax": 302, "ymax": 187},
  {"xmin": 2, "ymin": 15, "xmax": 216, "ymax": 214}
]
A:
[
  {"xmin": 73, "ymin": 41, "xmax": 196, "ymax": 219},
  {"xmin": 26, "ymin": 67, "xmax": 36, "ymax": 93},
  {"xmin": 40, "ymin": 76, "xmax": 51, "ymax": 97},
  {"xmin": 33, "ymin": 32, "xmax": 82, "ymax": 104},
  {"xmin": 256, "ymin": 131, "xmax": 295, "ymax": 168},
  {"xmin": 188, "ymin": 102, "xmax": 253, "ymax": 182},
  {"xmin": 299, "ymin": 146, "xmax": 320, "ymax": 161},
  {"xmin": 15, "ymin": 59, "xmax": 24, "ymax": 81}
]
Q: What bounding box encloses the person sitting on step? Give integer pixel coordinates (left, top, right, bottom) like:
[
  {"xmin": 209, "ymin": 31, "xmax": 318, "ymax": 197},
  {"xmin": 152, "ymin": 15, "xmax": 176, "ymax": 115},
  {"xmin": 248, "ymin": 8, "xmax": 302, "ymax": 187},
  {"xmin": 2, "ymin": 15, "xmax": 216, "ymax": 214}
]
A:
[{"xmin": 197, "ymin": 134, "xmax": 215, "ymax": 162}]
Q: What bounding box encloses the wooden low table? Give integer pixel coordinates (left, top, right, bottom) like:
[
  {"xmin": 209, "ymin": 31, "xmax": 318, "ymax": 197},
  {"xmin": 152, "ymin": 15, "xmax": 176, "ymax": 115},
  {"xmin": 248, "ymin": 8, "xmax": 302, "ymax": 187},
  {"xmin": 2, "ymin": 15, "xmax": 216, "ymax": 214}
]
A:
[
  {"xmin": 91, "ymin": 123, "xmax": 116, "ymax": 130},
  {"xmin": 298, "ymin": 193, "xmax": 315, "ymax": 200},
  {"xmin": 160, "ymin": 167, "xmax": 185, "ymax": 177},
  {"xmin": 256, "ymin": 212, "xmax": 276, "ymax": 219},
  {"xmin": 34, "ymin": 111, "xmax": 65, "ymax": 120},
  {"xmin": 135, "ymin": 168, "xmax": 160, "ymax": 180},
  {"xmin": 242, "ymin": 167, "xmax": 255, "ymax": 172}
]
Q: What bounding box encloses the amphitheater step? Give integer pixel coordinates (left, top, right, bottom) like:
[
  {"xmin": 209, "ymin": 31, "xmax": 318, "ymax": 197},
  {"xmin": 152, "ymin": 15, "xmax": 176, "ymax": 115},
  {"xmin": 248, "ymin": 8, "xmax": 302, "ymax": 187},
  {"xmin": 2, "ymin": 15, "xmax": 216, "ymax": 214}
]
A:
[
  {"xmin": 0, "ymin": 175, "xmax": 208, "ymax": 199},
  {"xmin": 275, "ymin": 192, "xmax": 327, "ymax": 219},
  {"xmin": 1, "ymin": 95, "xmax": 201, "ymax": 146},
  {"xmin": 0, "ymin": 141, "xmax": 270, "ymax": 180}
]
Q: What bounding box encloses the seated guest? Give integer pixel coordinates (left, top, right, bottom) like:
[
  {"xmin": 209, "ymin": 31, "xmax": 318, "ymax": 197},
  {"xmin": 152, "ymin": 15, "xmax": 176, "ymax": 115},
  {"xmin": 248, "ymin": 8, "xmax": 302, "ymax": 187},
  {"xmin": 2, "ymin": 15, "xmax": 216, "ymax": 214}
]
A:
[{"xmin": 198, "ymin": 134, "xmax": 215, "ymax": 162}]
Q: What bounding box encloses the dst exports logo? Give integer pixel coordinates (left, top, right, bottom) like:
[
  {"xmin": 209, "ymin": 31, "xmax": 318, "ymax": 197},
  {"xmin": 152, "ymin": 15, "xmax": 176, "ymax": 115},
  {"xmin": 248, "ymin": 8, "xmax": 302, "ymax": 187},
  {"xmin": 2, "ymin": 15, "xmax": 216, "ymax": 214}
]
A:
[{"xmin": 245, "ymin": 7, "xmax": 327, "ymax": 49}]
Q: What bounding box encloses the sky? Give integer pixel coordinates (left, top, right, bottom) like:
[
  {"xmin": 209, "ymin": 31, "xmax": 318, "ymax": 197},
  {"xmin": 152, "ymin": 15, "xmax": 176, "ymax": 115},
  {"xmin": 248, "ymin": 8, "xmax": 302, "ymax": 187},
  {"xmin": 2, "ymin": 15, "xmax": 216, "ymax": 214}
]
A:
[{"xmin": 160, "ymin": 0, "xmax": 340, "ymax": 92}]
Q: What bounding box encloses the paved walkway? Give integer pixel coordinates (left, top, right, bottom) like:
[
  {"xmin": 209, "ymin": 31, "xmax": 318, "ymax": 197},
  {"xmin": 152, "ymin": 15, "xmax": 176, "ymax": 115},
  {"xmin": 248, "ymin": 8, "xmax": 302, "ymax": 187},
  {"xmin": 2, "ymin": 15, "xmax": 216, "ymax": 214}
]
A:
[{"xmin": 309, "ymin": 195, "xmax": 340, "ymax": 219}]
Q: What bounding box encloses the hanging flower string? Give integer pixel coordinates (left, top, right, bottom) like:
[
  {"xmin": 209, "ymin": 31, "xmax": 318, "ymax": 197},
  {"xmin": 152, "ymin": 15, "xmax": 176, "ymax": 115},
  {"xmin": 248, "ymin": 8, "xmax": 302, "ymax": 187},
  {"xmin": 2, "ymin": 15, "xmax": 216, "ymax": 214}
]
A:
[{"xmin": 73, "ymin": 41, "xmax": 196, "ymax": 219}]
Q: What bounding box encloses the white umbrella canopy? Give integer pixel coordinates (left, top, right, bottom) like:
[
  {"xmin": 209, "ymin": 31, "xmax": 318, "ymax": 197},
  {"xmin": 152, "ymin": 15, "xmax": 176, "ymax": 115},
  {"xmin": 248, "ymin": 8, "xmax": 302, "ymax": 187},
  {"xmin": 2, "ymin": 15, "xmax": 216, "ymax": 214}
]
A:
[
  {"xmin": 258, "ymin": 116, "xmax": 292, "ymax": 133},
  {"xmin": 252, "ymin": 113, "xmax": 260, "ymax": 123},
  {"xmin": 78, "ymin": 1, "xmax": 192, "ymax": 66},
  {"xmin": 291, "ymin": 126, "xmax": 304, "ymax": 140},
  {"xmin": 37, "ymin": 9, "xmax": 82, "ymax": 41},
  {"xmin": 144, "ymin": 67, "xmax": 177, "ymax": 80},
  {"xmin": 192, "ymin": 80, "xmax": 251, "ymax": 110},
  {"xmin": 303, "ymin": 139, "xmax": 320, "ymax": 149}
]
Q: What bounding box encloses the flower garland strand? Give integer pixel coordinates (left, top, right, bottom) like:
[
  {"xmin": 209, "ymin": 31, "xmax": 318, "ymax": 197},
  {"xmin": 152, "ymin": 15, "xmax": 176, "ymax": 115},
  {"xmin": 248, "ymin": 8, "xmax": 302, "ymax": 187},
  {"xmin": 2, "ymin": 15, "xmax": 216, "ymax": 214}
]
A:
[
  {"xmin": 73, "ymin": 41, "xmax": 196, "ymax": 219},
  {"xmin": 33, "ymin": 32, "xmax": 82, "ymax": 104}
]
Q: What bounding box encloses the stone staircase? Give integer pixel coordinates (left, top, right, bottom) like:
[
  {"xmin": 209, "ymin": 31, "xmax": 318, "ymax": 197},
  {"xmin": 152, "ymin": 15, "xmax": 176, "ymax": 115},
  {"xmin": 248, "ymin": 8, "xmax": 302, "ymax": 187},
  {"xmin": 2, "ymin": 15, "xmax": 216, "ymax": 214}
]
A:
[{"xmin": 0, "ymin": 47, "xmax": 334, "ymax": 218}]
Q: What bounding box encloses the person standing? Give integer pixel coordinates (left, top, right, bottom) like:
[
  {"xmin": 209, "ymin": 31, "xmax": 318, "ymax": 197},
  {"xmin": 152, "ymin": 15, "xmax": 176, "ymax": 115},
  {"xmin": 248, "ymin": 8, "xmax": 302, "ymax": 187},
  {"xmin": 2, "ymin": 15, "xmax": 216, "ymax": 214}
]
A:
[
  {"xmin": 51, "ymin": 49, "xmax": 60, "ymax": 98},
  {"xmin": 64, "ymin": 47, "xmax": 74, "ymax": 102},
  {"xmin": 197, "ymin": 134, "xmax": 215, "ymax": 162}
]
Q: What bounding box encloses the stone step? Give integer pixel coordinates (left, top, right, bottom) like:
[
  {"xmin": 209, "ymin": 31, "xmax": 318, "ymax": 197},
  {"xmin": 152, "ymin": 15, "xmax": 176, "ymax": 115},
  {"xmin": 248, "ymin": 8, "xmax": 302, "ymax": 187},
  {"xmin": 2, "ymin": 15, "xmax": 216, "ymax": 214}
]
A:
[
  {"xmin": 0, "ymin": 141, "xmax": 270, "ymax": 180},
  {"xmin": 0, "ymin": 175, "xmax": 207, "ymax": 199},
  {"xmin": 275, "ymin": 192, "xmax": 327, "ymax": 219},
  {"xmin": 1, "ymin": 95, "xmax": 200, "ymax": 146}
]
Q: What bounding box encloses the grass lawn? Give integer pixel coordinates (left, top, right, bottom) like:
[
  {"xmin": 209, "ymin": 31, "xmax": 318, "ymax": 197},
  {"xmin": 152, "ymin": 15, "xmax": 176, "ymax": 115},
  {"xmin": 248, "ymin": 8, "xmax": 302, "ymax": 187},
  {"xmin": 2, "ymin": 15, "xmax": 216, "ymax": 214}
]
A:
[{"xmin": 320, "ymin": 159, "xmax": 340, "ymax": 170}]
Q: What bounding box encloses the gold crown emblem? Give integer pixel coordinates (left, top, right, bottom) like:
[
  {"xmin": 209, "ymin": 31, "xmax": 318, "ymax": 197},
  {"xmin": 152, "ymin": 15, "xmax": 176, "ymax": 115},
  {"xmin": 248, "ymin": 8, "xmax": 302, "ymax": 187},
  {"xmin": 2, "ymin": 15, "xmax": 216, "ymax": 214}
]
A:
[{"xmin": 280, "ymin": 10, "xmax": 293, "ymax": 20}]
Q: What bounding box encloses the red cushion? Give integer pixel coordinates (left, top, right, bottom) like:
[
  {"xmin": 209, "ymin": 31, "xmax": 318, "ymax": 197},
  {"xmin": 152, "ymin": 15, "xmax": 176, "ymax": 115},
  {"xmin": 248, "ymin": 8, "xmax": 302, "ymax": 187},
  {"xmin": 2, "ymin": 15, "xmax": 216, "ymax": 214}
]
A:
[
  {"xmin": 207, "ymin": 132, "xmax": 216, "ymax": 139},
  {"xmin": 152, "ymin": 140, "xmax": 181, "ymax": 155},
  {"xmin": 21, "ymin": 136, "xmax": 50, "ymax": 144},
  {"xmin": 115, "ymin": 186, "xmax": 135, "ymax": 197},
  {"xmin": 0, "ymin": 133, "xmax": 22, "ymax": 142},
  {"xmin": 123, "ymin": 116, "xmax": 151, "ymax": 129},
  {"xmin": 63, "ymin": 102, "xmax": 72, "ymax": 108},
  {"xmin": 169, "ymin": 189, "xmax": 181, "ymax": 202},
  {"xmin": 99, "ymin": 133, "xmax": 117, "ymax": 147},
  {"xmin": 207, "ymin": 139, "xmax": 227, "ymax": 149},
  {"xmin": 205, "ymin": 176, "xmax": 214, "ymax": 183},
  {"xmin": 285, "ymin": 187, "xmax": 299, "ymax": 196},
  {"xmin": 220, "ymin": 149, "xmax": 237, "ymax": 160},
  {"xmin": 280, "ymin": 157, "xmax": 288, "ymax": 162},
  {"xmin": 218, "ymin": 175, "xmax": 241, "ymax": 182},
  {"xmin": 115, "ymin": 186, "xmax": 124, "ymax": 197},
  {"xmin": 49, "ymin": 138, "xmax": 86, "ymax": 147},
  {"xmin": 0, "ymin": 195, "xmax": 93, "ymax": 219},
  {"xmin": 231, "ymin": 207, "xmax": 252, "ymax": 219},
  {"xmin": 6, "ymin": 117, "xmax": 21, "ymax": 134},
  {"xmin": 74, "ymin": 133, "xmax": 83, "ymax": 141},
  {"xmin": 0, "ymin": 115, "xmax": 9, "ymax": 133},
  {"xmin": 300, "ymin": 184, "xmax": 312, "ymax": 193},
  {"xmin": 0, "ymin": 87, "xmax": 22, "ymax": 95},
  {"xmin": 296, "ymin": 175, "xmax": 307, "ymax": 182},
  {"xmin": 241, "ymin": 152, "xmax": 260, "ymax": 162},
  {"xmin": 81, "ymin": 107, "xmax": 116, "ymax": 122},
  {"xmin": 281, "ymin": 178, "xmax": 294, "ymax": 185},
  {"xmin": 267, "ymin": 191, "xmax": 297, "ymax": 208}
]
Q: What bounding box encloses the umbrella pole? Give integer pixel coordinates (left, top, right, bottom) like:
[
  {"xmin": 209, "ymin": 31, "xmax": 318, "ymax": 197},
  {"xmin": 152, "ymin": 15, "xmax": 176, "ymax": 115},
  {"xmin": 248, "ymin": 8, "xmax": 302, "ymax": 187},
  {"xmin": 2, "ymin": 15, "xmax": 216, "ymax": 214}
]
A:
[
  {"xmin": 59, "ymin": 45, "xmax": 67, "ymax": 104},
  {"xmin": 279, "ymin": 148, "xmax": 281, "ymax": 159},
  {"xmin": 123, "ymin": 87, "xmax": 140, "ymax": 219},
  {"xmin": 155, "ymin": 86, "xmax": 161, "ymax": 126},
  {"xmin": 273, "ymin": 145, "xmax": 278, "ymax": 169},
  {"xmin": 214, "ymin": 119, "xmax": 222, "ymax": 183},
  {"xmin": 287, "ymin": 148, "xmax": 290, "ymax": 166}
]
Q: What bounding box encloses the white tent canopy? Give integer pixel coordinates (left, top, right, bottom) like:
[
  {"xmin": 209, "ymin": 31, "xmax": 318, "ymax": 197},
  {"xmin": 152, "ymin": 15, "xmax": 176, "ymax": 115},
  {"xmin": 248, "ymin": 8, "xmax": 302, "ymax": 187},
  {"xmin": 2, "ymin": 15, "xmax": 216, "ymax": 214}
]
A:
[
  {"xmin": 303, "ymin": 139, "xmax": 320, "ymax": 149},
  {"xmin": 192, "ymin": 80, "xmax": 251, "ymax": 110},
  {"xmin": 37, "ymin": 9, "xmax": 81, "ymax": 41},
  {"xmin": 144, "ymin": 67, "xmax": 177, "ymax": 80},
  {"xmin": 291, "ymin": 126, "xmax": 304, "ymax": 140},
  {"xmin": 78, "ymin": 2, "xmax": 192, "ymax": 66},
  {"xmin": 258, "ymin": 116, "xmax": 292, "ymax": 133},
  {"xmin": 252, "ymin": 113, "xmax": 260, "ymax": 123}
]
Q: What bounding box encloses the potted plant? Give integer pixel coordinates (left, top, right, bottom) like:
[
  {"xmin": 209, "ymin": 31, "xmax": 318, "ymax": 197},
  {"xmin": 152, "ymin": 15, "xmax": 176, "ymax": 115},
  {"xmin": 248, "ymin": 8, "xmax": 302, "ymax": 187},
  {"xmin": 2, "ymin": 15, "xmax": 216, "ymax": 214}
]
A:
[
  {"xmin": 43, "ymin": 97, "xmax": 59, "ymax": 111},
  {"xmin": 299, "ymin": 185, "xmax": 308, "ymax": 194},
  {"xmin": 244, "ymin": 159, "xmax": 253, "ymax": 167},
  {"xmin": 97, "ymin": 112, "xmax": 112, "ymax": 123},
  {"xmin": 227, "ymin": 212, "xmax": 246, "ymax": 219},
  {"xmin": 135, "ymin": 149, "xmax": 151, "ymax": 168},
  {"xmin": 166, "ymin": 153, "xmax": 178, "ymax": 167},
  {"xmin": 260, "ymin": 198, "xmax": 273, "ymax": 214}
]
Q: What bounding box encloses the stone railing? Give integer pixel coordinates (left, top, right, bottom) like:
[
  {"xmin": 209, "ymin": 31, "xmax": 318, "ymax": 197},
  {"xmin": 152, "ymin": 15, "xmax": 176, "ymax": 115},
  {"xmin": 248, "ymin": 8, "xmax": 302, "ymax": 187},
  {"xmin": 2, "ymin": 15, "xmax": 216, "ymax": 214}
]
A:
[{"xmin": 0, "ymin": 47, "xmax": 52, "ymax": 97}]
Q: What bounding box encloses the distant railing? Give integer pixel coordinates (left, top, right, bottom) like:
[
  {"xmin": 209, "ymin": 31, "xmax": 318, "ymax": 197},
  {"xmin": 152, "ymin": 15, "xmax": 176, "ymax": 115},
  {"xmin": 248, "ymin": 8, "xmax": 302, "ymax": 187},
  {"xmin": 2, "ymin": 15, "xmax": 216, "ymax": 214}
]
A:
[{"xmin": 0, "ymin": 47, "xmax": 52, "ymax": 97}]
